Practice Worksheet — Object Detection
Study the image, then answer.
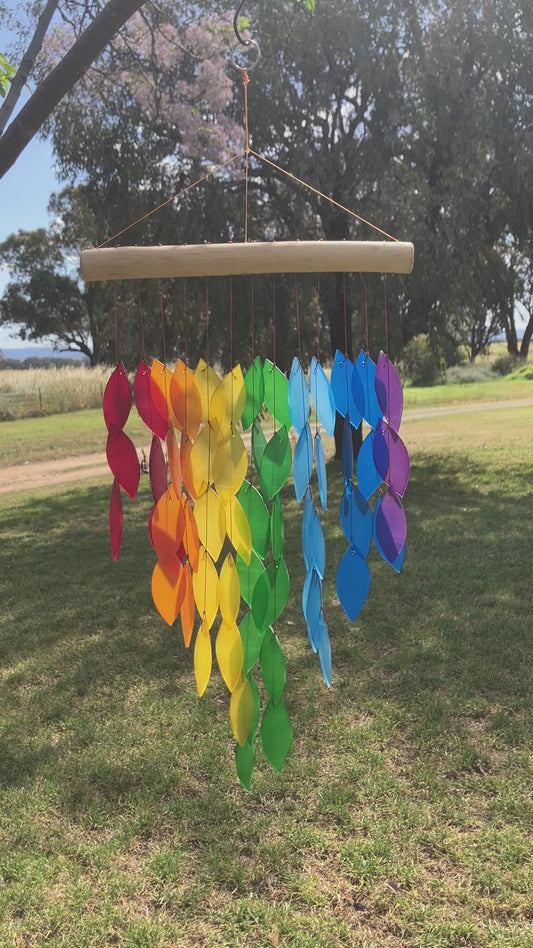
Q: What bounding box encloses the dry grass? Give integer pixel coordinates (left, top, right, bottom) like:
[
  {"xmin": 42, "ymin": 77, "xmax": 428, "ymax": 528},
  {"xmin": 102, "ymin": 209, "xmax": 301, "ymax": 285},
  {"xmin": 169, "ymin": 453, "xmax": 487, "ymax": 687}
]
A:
[{"xmin": 0, "ymin": 366, "xmax": 110, "ymax": 418}]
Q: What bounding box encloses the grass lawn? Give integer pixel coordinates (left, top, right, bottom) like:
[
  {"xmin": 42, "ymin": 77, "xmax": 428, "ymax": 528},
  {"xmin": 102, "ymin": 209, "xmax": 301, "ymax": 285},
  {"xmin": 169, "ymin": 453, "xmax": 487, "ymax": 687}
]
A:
[{"xmin": 0, "ymin": 402, "xmax": 532, "ymax": 946}]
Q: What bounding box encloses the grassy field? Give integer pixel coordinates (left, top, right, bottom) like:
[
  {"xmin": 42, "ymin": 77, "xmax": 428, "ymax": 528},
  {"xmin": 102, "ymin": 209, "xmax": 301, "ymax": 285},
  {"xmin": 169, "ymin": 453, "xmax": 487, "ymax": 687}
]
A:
[
  {"xmin": 0, "ymin": 387, "xmax": 531, "ymax": 946},
  {"xmin": 0, "ymin": 366, "xmax": 109, "ymax": 420}
]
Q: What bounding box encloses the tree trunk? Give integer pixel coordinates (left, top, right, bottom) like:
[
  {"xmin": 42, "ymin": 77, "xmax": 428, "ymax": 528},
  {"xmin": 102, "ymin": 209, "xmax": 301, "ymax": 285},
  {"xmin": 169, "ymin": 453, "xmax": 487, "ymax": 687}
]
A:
[
  {"xmin": 0, "ymin": 0, "xmax": 60, "ymax": 137},
  {"xmin": 519, "ymin": 312, "xmax": 533, "ymax": 359}
]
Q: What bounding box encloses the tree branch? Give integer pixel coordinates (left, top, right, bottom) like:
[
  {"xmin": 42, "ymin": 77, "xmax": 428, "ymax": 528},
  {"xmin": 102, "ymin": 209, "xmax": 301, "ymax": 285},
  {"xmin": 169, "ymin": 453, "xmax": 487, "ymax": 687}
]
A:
[{"xmin": 0, "ymin": 0, "xmax": 60, "ymax": 137}]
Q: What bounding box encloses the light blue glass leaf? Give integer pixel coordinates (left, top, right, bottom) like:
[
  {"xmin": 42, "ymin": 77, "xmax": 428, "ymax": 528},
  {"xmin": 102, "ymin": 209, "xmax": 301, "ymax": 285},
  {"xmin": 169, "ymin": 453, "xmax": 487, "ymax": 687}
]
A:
[
  {"xmin": 342, "ymin": 413, "xmax": 354, "ymax": 484},
  {"xmin": 305, "ymin": 568, "xmax": 322, "ymax": 652},
  {"xmin": 336, "ymin": 546, "xmax": 371, "ymax": 622},
  {"xmin": 309, "ymin": 505, "xmax": 326, "ymax": 579},
  {"xmin": 315, "ymin": 432, "xmax": 327, "ymax": 511},
  {"xmin": 330, "ymin": 349, "xmax": 354, "ymax": 418},
  {"xmin": 349, "ymin": 365, "xmax": 364, "ymax": 430},
  {"xmin": 288, "ymin": 356, "xmax": 310, "ymax": 435},
  {"xmin": 356, "ymin": 430, "xmax": 382, "ymax": 499},
  {"xmin": 339, "ymin": 483, "xmax": 372, "ymax": 557},
  {"xmin": 263, "ymin": 359, "xmax": 292, "ymax": 430},
  {"xmin": 302, "ymin": 563, "xmax": 321, "ymax": 622},
  {"xmin": 373, "ymin": 495, "xmax": 406, "ymax": 572},
  {"xmin": 293, "ymin": 422, "xmax": 313, "ymax": 502},
  {"xmin": 301, "ymin": 567, "xmax": 313, "ymax": 620},
  {"xmin": 302, "ymin": 488, "xmax": 314, "ymax": 571},
  {"xmin": 373, "ymin": 488, "xmax": 407, "ymax": 566},
  {"xmin": 355, "ymin": 351, "xmax": 382, "ymax": 430},
  {"xmin": 372, "ymin": 420, "xmax": 390, "ymax": 482},
  {"xmin": 318, "ymin": 615, "xmax": 332, "ymax": 687},
  {"xmin": 309, "ymin": 357, "xmax": 336, "ymax": 436}
]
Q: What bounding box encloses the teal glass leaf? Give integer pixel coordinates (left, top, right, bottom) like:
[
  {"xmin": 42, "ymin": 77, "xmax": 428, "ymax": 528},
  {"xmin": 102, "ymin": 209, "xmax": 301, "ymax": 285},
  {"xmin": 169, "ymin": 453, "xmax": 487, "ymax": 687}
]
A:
[
  {"xmin": 339, "ymin": 483, "xmax": 372, "ymax": 557},
  {"xmin": 251, "ymin": 418, "xmax": 267, "ymax": 473},
  {"xmin": 336, "ymin": 546, "xmax": 371, "ymax": 622},
  {"xmin": 235, "ymin": 739, "xmax": 255, "ymax": 791},
  {"xmin": 309, "ymin": 357, "xmax": 336, "ymax": 436},
  {"xmin": 259, "ymin": 426, "xmax": 292, "ymax": 501},
  {"xmin": 263, "ymin": 359, "xmax": 292, "ymax": 430},
  {"xmin": 356, "ymin": 430, "xmax": 382, "ymax": 499},
  {"xmin": 355, "ymin": 351, "xmax": 382, "ymax": 430},
  {"xmin": 242, "ymin": 357, "xmax": 264, "ymax": 430},
  {"xmin": 288, "ymin": 356, "xmax": 310, "ymax": 434},
  {"xmin": 293, "ymin": 421, "xmax": 313, "ymax": 502},
  {"xmin": 236, "ymin": 550, "xmax": 266, "ymax": 607},
  {"xmin": 260, "ymin": 700, "xmax": 292, "ymax": 772},
  {"xmin": 270, "ymin": 494, "xmax": 284, "ymax": 560},
  {"xmin": 330, "ymin": 349, "xmax": 353, "ymax": 418},
  {"xmin": 318, "ymin": 616, "xmax": 332, "ymax": 687},
  {"xmin": 240, "ymin": 610, "xmax": 268, "ymax": 673},
  {"xmin": 251, "ymin": 558, "xmax": 290, "ymax": 631},
  {"xmin": 237, "ymin": 480, "xmax": 270, "ymax": 559},
  {"xmin": 315, "ymin": 431, "xmax": 327, "ymax": 510},
  {"xmin": 260, "ymin": 630, "xmax": 286, "ymax": 705}
]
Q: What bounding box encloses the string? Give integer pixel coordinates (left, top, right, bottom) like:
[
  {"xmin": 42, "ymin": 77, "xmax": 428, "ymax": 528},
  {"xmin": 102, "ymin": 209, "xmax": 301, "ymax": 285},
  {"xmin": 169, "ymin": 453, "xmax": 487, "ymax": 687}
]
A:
[
  {"xmin": 182, "ymin": 281, "xmax": 188, "ymax": 362},
  {"xmin": 113, "ymin": 283, "xmax": 118, "ymax": 364},
  {"xmin": 316, "ymin": 279, "xmax": 321, "ymax": 365},
  {"xmin": 343, "ymin": 273, "xmax": 348, "ymax": 355},
  {"xmin": 272, "ymin": 276, "xmax": 277, "ymax": 432},
  {"xmin": 159, "ymin": 288, "xmax": 167, "ymax": 366},
  {"xmin": 294, "ymin": 275, "xmax": 302, "ymax": 359},
  {"xmin": 205, "ymin": 278, "xmax": 210, "ymax": 364},
  {"xmin": 243, "ymin": 69, "xmax": 250, "ymax": 243},
  {"xmin": 383, "ymin": 275, "xmax": 389, "ymax": 356},
  {"xmin": 363, "ymin": 276, "xmax": 369, "ymax": 353},
  {"xmin": 250, "ymin": 275, "xmax": 255, "ymax": 361},
  {"xmin": 137, "ymin": 284, "xmax": 147, "ymax": 361},
  {"xmin": 229, "ymin": 276, "xmax": 234, "ymax": 367}
]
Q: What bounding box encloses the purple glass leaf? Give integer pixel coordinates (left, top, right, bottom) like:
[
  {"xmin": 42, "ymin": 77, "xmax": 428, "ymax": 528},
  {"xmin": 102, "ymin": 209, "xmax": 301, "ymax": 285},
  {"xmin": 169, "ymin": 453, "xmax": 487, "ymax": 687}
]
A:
[
  {"xmin": 106, "ymin": 426, "xmax": 140, "ymax": 499},
  {"xmin": 293, "ymin": 422, "xmax": 313, "ymax": 502},
  {"xmin": 288, "ymin": 356, "xmax": 310, "ymax": 435},
  {"xmin": 303, "ymin": 567, "xmax": 322, "ymax": 652},
  {"xmin": 149, "ymin": 434, "xmax": 167, "ymax": 504},
  {"xmin": 373, "ymin": 495, "xmax": 406, "ymax": 572},
  {"xmin": 330, "ymin": 350, "xmax": 354, "ymax": 418},
  {"xmin": 336, "ymin": 546, "xmax": 371, "ymax": 622},
  {"xmin": 302, "ymin": 488, "xmax": 314, "ymax": 571},
  {"xmin": 374, "ymin": 489, "xmax": 407, "ymax": 565},
  {"xmin": 355, "ymin": 351, "xmax": 382, "ymax": 430},
  {"xmin": 375, "ymin": 351, "xmax": 403, "ymax": 433},
  {"xmin": 315, "ymin": 432, "xmax": 327, "ymax": 511},
  {"xmin": 309, "ymin": 357, "xmax": 336, "ymax": 436},
  {"xmin": 309, "ymin": 505, "xmax": 326, "ymax": 579},
  {"xmin": 373, "ymin": 419, "xmax": 410, "ymax": 498},
  {"xmin": 356, "ymin": 430, "xmax": 382, "ymax": 500},
  {"xmin": 339, "ymin": 483, "xmax": 372, "ymax": 557},
  {"xmin": 109, "ymin": 476, "xmax": 123, "ymax": 561},
  {"xmin": 318, "ymin": 615, "xmax": 332, "ymax": 687},
  {"xmin": 103, "ymin": 363, "xmax": 131, "ymax": 432},
  {"xmin": 342, "ymin": 414, "xmax": 354, "ymax": 484},
  {"xmin": 349, "ymin": 366, "xmax": 364, "ymax": 430},
  {"xmin": 133, "ymin": 361, "xmax": 167, "ymax": 441}
]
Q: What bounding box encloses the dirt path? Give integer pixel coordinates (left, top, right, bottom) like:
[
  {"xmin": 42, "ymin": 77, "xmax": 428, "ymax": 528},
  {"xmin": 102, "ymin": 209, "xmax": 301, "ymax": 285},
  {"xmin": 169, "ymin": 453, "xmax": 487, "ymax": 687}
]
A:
[{"xmin": 1, "ymin": 398, "xmax": 532, "ymax": 496}]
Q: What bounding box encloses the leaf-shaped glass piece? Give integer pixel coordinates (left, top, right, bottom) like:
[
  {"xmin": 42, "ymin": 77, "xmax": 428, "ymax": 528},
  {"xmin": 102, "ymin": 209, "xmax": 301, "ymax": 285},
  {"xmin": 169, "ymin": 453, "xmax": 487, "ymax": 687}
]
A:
[
  {"xmin": 134, "ymin": 360, "xmax": 167, "ymax": 440},
  {"xmin": 251, "ymin": 418, "xmax": 267, "ymax": 474},
  {"xmin": 109, "ymin": 476, "xmax": 123, "ymax": 562},
  {"xmin": 189, "ymin": 418, "xmax": 223, "ymax": 497},
  {"xmin": 260, "ymin": 630, "xmax": 286, "ymax": 705},
  {"xmin": 103, "ymin": 362, "xmax": 131, "ymax": 432},
  {"xmin": 192, "ymin": 546, "xmax": 219, "ymax": 628},
  {"xmin": 270, "ymin": 494, "xmax": 284, "ymax": 561},
  {"xmin": 151, "ymin": 359, "xmax": 179, "ymax": 429},
  {"xmin": 355, "ymin": 351, "xmax": 382, "ymax": 430},
  {"xmin": 149, "ymin": 434, "xmax": 167, "ymax": 503},
  {"xmin": 247, "ymin": 671, "xmax": 261, "ymax": 741},
  {"xmin": 372, "ymin": 495, "xmax": 406, "ymax": 573},
  {"xmin": 193, "ymin": 487, "xmax": 225, "ymax": 563},
  {"xmin": 339, "ymin": 483, "xmax": 372, "ymax": 557},
  {"xmin": 240, "ymin": 611, "xmax": 268, "ymax": 674},
  {"xmin": 373, "ymin": 419, "xmax": 410, "ymax": 498},
  {"xmin": 336, "ymin": 546, "xmax": 371, "ymax": 622},
  {"xmin": 170, "ymin": 360, "xmax": 202, "ymax": 439},
  {"xmin": 302, "ymin": 488, "xmax": 314, "ymax": 571},
  {"xmin": 341, "ymin": 414, "xmax": 354, "ymax": 485},
  {"xmin": 315, "ymin": 432, "xmax": 327, "ymax": 511},
  {"xmin": 219, "ymin": 553, "xmax": 240, "ymax": 625},
  {"xmin": 166, "ymin": 426, "xmax": 182, "ymax": 496},
  {"xmin": 263, "ymin": 359, "xmax": 291, "ymax": 430},
  {"xmin": 308, "ymin": 505, "xmax": 326, "ymax": 579},
  {"xmin": 182, "ymin": 496, "xmax": 200, "ymax": 572},
  {"xmin": 212, "ymin": 428, "xmax": 248, "ymax": 504},
  {"xmin": 237, "ymin": 480, "xmax": 270, "ymax": 560},
  {"xmin": 356, "ymin": 430, "xmax": 382, "ymax": 500},
  {"xmin": 195, "ymin": 358, "xmax": 221, "ymax": 425},
  {"xmin": 260, "ymin": 700, "xmax": 292, "ymax": 772},
  {"xmin": 106, "ymin": 427, "xmax": 140, "ymax": 499},
  {"xmin": 151, "ymin": 556, "xmax": 185, "ymax": 626},
  {"xmin": 216, "ymin": 619, "xmax": 243, "ymax": 692},
  {"xmin": 330, "ymin": 349, "xmax": 353, "ymax": 418},
  {"xmin": 180, "ymin": 430, "xmax": 197, "ymax": 500},
  {"xmin": 230, "ymin": 675, "xmax": 254, "ymax": 746},
  {"xmin": 349, "ymin": 363, "xmax": 364, "ymax": 430},
  {"xmin": 236, "ymin": 550, "xmax": 265, "ymax": 608},
  {"xmin": 309, "ymin": 357, "xmax": 335, "ymax": 436},
  {"xmin": 210, "ymin": 365, "xmax": 246, "ymax": 434},
  {"xmin": 318, "ymin": 615, "xmax": 332, "ymax": 688},
  {"xmin": 194, "ymin": 616, "xmax": 212, "ymax": 696},
  {"xmin": 375, "ymin": 351, "xmax": 403, "ymax": 433},
  {"xmin": 303, "ymin": 567, "xmax": 322, "ymax": 652},
  {"xmin": 251, "ymin": 559, "xmax": 290, "ymax": 632},
  {"xmin": 242, "ymin": 357, "xmax": 264, "ymax": 430},
  {"xmin": 150, "ymin": 487, "xmax": 184, "ymax": 563},
  {"xmin": 293, "ymin": 422, "xmax": 313, "ymax": 502},
  {"xmin": 259, "ymin": 426, "xmax": 292, "ymax": 502},
  {"xmin": 224, "ymin": 495, "xmax": 252, "ymax": 565},
  {"xmin": 180, "ymin": 561, "xmax": 195, "ymax": 647},
  {"xmin": 288, "ymin": 356, "xmax": 310, "ymax": 435},
  {"xmin": 374, "ymin": 488, "xmax": 407, "ymax": 565},
  {"xmin": 235, "ymin": 737, "xmax": 255, "ymax": 791}
]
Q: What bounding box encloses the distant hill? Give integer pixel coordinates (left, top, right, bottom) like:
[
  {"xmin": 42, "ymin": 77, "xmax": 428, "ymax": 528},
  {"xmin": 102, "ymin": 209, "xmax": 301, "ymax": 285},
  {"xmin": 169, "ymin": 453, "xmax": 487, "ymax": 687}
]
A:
[{"xmin": 1, "ymin": 347, "xmax": 87, "ymax": 362}]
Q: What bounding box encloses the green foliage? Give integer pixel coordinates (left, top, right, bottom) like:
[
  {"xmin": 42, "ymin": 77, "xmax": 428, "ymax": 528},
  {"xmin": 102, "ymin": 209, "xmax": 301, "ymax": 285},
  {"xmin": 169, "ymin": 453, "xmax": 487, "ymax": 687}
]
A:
[
  {"xmin": 492, "ymin": 352, "xmax": 519, "ymax": 376},
  {"xmin": 399, "ymin": 333, "xmax": 446, "ymax": 386},
  {"xmin": 0, "ymin": 52, "xmax": 16, "ymax": 98}
]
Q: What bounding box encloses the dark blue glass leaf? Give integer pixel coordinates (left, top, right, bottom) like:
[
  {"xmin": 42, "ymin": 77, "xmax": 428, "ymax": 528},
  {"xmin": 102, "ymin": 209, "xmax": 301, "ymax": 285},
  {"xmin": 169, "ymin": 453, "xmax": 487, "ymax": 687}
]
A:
[
  {"xmin": 349, "ymin": 366, "xmax": 364, "ymax": 430},
  {"xmin": 355, "ymin": 351, "xmax": 382, "ymax": 430},
  {"xmin": 318, "ymin": 615, "xmax": 332, "ymax": 687},
  {"xmin": 374, "ymin": 488, "xmax": 407, "ymax": 565},
  {"xmin": 293, "ymin": 422, "xmax": 313, "ymax": 502},
  {"xmin": 356, "ymin": 430, "xmax": 382, "ymax": 499},
  {"xmin": 342, "ymin": 414, "xmax": 354, "ymax": 484},
  {"xmin": 339, "ymin": 483, "xmax": 372, "ymax": 557},
  {"xmin": 288, "ymin": 356, "xmax": 310, "ymax": 435},
  {"xmin": 309, "ymin": 505, "xmax": 326, "ymax": 579},
  {"xmin": 309, "ymin": 357, "xmax": 336, "ymax": 436},
  {"xmin": 315, "ymin": 432, "xmax": 327, "ymax": 511},
  {"xmin": 336, "ymin": 546, "xmax": 371, "ymax": 622},
  {"xmin": 302, "ymin": 488, "xmax": 314, "ymax": 571},
  {"xmin": 330, "ymin": 350, "xmax": 354, "ymax": 418},
  {"xmin": 372, "ymin": 419, "xmax": 390, "ymax": 482},
  {"xmin": 372, "ymin": 495, "xmax": 406, "ymax": 572}
]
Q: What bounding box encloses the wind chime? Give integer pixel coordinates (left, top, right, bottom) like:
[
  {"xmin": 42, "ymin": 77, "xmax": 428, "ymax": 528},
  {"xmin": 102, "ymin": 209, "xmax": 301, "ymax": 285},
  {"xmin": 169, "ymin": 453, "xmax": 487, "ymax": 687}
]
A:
[{"xmin": 80, "ymin": 14, "xmax": 414, "ymax": 790}]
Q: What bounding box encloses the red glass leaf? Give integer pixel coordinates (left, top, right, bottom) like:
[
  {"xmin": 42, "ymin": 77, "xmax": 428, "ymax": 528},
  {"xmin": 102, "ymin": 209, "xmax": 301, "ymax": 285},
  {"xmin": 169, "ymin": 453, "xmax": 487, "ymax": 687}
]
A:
[
  {"xmin": 166, "ymin": 427, "xmax": 182, "ymax": 495},
  {"xmin": 109, "ymin": 476, "xmax": 123, "ymax": 561},
  {"xmin": 103, "ymin": 363, "xmax": 131, "ymax": 432},
  {"xmin": 149, "ymin": 434, "xmax": 167, "ymax": 503},
  {"xmin": 133, "ymin": 360, "xmax": 167, "ymax": 440},
  {"xmin": 106, "ymin": 427, "xmax": 140, "ymax": 499}
]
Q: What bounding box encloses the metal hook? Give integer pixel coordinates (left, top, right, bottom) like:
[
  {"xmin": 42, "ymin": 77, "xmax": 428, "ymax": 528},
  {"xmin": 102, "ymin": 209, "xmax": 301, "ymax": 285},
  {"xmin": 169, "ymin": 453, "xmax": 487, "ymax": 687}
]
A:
[
  {"xmin": 233, "ymin": 0, "xmax": 252, "ymax": 47},
  {"xmin": 233, "ymin": 0, "xmax": 261, "ymax": 71}
]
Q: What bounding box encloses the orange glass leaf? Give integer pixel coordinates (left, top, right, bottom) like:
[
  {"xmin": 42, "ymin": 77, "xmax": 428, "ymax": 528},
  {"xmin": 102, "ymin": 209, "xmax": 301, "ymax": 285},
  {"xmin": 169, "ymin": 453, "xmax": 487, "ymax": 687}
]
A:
[
  {"xmin": 150, "ymin": 486, "xmax": 185, "ymax": 562},
  {"xmin": 106, "ymin": 427, "xmax": 140, "ymax": 499},
  {"xmin": 151, "ymin": 359, "xmax": 180, "ymax": 429},
  {"xmin": 210, "ymin": 365, "xmax": 246, "ymax": 434},
  {"xmin": 170, "ymin": 360, "xmax": 202, "ymax": 438},
  {"xmin": 230, "ymin": 675, "xmax": 255, "ymax": 746},
  {"xmin": 193, "ymin": 487, "xmax": 226, "ymax": 562},
  {"xmin": 189, "ymin": 418, "xmax": 223, "ymax": 497},
  {"xmin": 216, "ymin": 620, "xmax": 244, "ymax": 692},
  {"xmin": 192, "ymin": 546, "xmax": 219, "ymax": 628},
  {"xmin": 224, "ymin": 495, "xmax": 252, "ymax": 565},
  {"xmin": 180, "ymin": 562, "xmax": 195, "ymax": 647},
  {"xmin": 219, "ymin": 553, "xmax": 241, "ymax": 625},
  {"xmin": 180, "ymin": 430, "xmax": 197, "ymax": 500},
  {"xmin": 194, "ymin": 616, "xmax": 212, "ymax": 696},
  {"xmin": 133, "ymin": 360, "xmax": 167, "ymax": 440},
  {"xmin": 151, "ymin": 556, "xmax": 185, "ymax": 626},
  {"xmin": 181, "ymin": 495, "xmax": 200, "ymax": 572},
  {"xmin": 212, "ymin": 428, "xmax": 248, "ymax": 505},
  {"xmin": 195, "ymin": 358, "xmax": 221, "ymax": 424},
  {"xmin": 109, "ymin": 475, "xmax": 123, "ymax": 561},
  {"xmin": 166, "ymin": 427, "xmax": 182, "ymax": 495}
]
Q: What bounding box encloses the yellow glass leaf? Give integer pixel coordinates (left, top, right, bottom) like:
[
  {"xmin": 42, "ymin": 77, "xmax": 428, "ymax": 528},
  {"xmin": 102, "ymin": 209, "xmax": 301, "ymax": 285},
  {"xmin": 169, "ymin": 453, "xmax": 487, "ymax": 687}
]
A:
[
  {"xmin": 211, "ymin": 427, "xmax": 248, "ymax": 505},
  {"xmin": 224, "ymin": 495, "xmax": 252, "ymax": 565},
  {"xmin": 180, "ymin": 561, "xmax": 195, "ymax": 647},
  {"xmin": 151, "ymin": 557, "xmax": 184, "ymax": 626},
  {"xmin": 166, "ymin": 427, "xmax": 182, "ymax": 496},
  {"xmin": 219, "ymin": 553, "xmax": 241, "ymax": 625},
  {"xmin": 195, "ymin": 358, "xmax": 221, "ymax": 424},
  {"xmin": 193, "ymin": 487, "xmax": 226, "ymax": 562},
  {"xmin": 210, "ymin": 365, "xmax": 246, "ymax": 434},
  {"xmin": 151, "ymin": 359, "xmax": 179, "ymax": 429},
  {"xmin": 216, "ymin": 620, "xmax": 244, "ymax": 692},
  {"xmin": 230, "ymin": 675, "xmax": 254, "ymax": 746},
  {"xmin": 189, "ymin": 418, "xmax": 223, "ymax": 497},
  {"xmin": 192, "ymin": 545, "xmax": 219, "ymax": 628},
  {"xmin": 194, "ymin": 616, "xmax": 212, "ymax": 696},
  {"xmin": 181, "ymin": 494, "xmax": 200, "ymax": 572},
  {"xmin": 170, "ymin": 360, "xmax": 202, "ymax": 438},
  {"xmin": 180, "ymin": 430, "xmax": 197, "ymax": 500}
]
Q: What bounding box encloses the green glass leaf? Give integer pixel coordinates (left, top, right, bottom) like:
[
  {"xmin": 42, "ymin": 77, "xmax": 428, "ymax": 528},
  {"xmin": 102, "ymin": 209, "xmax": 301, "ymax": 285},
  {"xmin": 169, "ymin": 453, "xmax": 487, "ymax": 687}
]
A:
[
  {"xmin": 260, "ymin": 700, "xmax": 292, "ymax": 772},
  {"xmin": 235, "ymin": 739, "xmax": 255, "ymax": 791},
  {"xmin": 251, "ymin": 559, "xmax": 290, "ymax": 631},
  {"xmin": 240, "ymin": 610, "xmax": 269, "ymax": 673},
  {"xmin": 260, "ymin": 630, "xmax": 286, "ymax": 705},
  {"xmin": 263, "ymin": 359, "xmax": 292, "ymax": 430},
  {"xmin": 242, "ymin": 357, "xmax": 264, "ymax": 430},
  {"xmin": 259, "ymin": 426, "xmax": 292, "ymax": 501},
  {"xmin": 251, "ymin": 418, "xmax": 267, "ymax": 473},
  {"xmin": 236, "ymin": 549, "xmax": 266, "ymax": 607},
  {"xmin": 270, "ymin": 494, "xmax": 284, "ymax": 560},
  {"xmin": 248, "ymin": 671, "xmax": 261, "ymax": 739},
  {"xmin": 237, "ymin": 479, "xmax": 270, "ymax": 559}
]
